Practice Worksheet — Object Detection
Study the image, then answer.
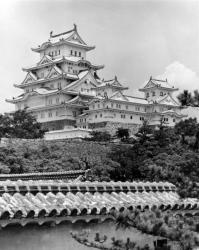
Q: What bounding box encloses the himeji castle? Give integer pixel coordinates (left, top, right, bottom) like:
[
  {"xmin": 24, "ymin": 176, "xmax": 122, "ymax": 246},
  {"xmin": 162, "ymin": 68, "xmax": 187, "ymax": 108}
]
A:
[{"xmin": 6, "ymin": 24, "xmax": 186, "ymax": 136}]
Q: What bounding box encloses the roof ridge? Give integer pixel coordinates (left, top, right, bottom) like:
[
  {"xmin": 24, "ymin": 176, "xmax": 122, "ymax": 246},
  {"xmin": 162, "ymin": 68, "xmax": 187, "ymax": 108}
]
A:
[
  {"xmin": 50, "ymin": 24, "xmax": 76, "ymax": 38},
  {"xmin": 125, "ymin": 95, "xmax": 146, "ymax": 100},
  {"xmin": 151, "ymin": 78, "xmax": 167, "ymax": 82}
]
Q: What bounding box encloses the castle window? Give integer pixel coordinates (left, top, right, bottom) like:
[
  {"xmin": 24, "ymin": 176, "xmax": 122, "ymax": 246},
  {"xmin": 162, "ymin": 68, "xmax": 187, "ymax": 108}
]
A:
[
  {"xmin": 75, "ymin": 51, "xmax": 77, "ymax": 56},
  {"xmin": 48, "ymin": 99, "xmax": 52, "ymax": 105},
  {"xmin": 111, "ymin": 103, "xmax": 114, "ymax": 108},
  {"xmin": 140, "ymin": 117, "xmax": 144, "ymax": 121},
  {"xmin": 58, "ymin": 82, "xmax": 61, "ymax": 89},
  {"xmin": 55, "ymin": 51, "xmax": 57, "ymax": 56},
  {"xmin": 48, "ymin": 112, "xmax": 52, "ymax": 117},
  {"xmin": 58, "ymin": 50, "xmax": 60, "ymax": 55},
  {"xmin": 146, "ymin": 93, "xmax": 149, "ymax": 98},
  {"xmin": 152, "ymin": 91, "xmax": 156, "ymax": 96},
  {"xmin": 100, "ymin": 114, "xmax": 102, "ymax": 117},
  {"xmin": 130, "ymin": 115, "xmax": 133, "ymax": 119},
  {"xmin": 126, "ymin": 105, "xmax": 128, "ymax": 110},
  {"xmin": 173, "ymin": 118, "xmax": 176, "ymax": 122},
  {"xmin": 116, "ymin": 103, "xmax": 121, "ymax": 109},
  {"xmin": 160, "ymin": 92, "xmax": 163, "ymax": 96},
  {"xmin": 70, "ymin": 50, "xmax": 73, "ymax": 55},
  {"xmin": 98, "ymin": 104, "xmax": 100, "ymax": 108},
  {"xmin": 79, "ymin": 52, "xmax": 81, "ymax": 57},
  {"xmin": 95, "ymin": 114, "xmax": 97, "ymax": 118},
  {"xmin": 135, "ymin": 106, "xmax": 140, "ymax": 111}
]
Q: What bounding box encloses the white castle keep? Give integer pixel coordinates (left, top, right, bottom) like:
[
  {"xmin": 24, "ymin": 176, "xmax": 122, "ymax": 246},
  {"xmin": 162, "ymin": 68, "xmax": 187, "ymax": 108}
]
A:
[{"xmin": 6, "ymin": 24, "xmax": 185, "ymax": 135}]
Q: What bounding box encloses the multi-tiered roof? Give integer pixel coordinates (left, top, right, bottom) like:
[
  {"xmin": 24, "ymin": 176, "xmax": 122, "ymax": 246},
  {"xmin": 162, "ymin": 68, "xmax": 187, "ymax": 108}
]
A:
[{"xmin": 6, "ymin": 25, "xmax": 104, "ymax": 111}]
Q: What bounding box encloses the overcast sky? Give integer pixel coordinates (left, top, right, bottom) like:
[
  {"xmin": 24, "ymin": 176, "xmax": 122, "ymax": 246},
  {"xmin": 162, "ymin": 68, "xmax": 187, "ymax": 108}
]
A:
[{"xmin": 1, "ymin": 0, "xmax": 199, "ymax": 113}]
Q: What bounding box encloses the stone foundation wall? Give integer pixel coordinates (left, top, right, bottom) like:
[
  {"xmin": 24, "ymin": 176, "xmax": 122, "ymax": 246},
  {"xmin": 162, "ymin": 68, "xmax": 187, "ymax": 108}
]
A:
[
  {"xmin": 89, "ymin": 122, "xmax": 141, "ymax": 136},
  {"xmin": 41, "ymin": 119, "xmax": 76, "ymax": 131}
]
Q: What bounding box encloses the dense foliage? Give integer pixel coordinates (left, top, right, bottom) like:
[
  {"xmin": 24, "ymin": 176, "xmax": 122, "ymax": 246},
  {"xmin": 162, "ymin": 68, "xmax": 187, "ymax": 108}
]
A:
[
  {"xmin": 0, "ymin": 141, "xmax": 117, "ymax": 178},
  {"xmin": 108, "ymin": 119, "xmax": 199, "ymax": 198},
  {"xmin": 0, "ymin": 109, "xmax": 46, "ymax": 139},
  {"xmin": 0, "ymin": 115, "xmax": 198, "ymax": 197},
  {"xmin": 178, "ymin": 89, "xmax": 199, "ymax": 106}
]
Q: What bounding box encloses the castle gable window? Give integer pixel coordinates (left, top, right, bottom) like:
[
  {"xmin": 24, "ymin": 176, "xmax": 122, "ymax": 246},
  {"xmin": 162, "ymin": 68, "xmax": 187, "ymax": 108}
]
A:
[
  {"xmin": 135, "ymin": 106, "xmax": 140, "ymax": 111},
  {"xmin": 152, "ymin": 91, "xmax": 156, "ymax": 96},
  {"xmin": 160, "ymin": 92, "xmax": 163, "ymax": 96}
]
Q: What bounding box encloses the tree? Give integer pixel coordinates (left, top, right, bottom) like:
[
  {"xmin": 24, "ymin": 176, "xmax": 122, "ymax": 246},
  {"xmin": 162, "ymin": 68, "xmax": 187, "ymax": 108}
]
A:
[
  {"xmin": 0, "ymin": 109, "xmax": 47, "ymax": 139},
  {"xmin": 175, "ymin": 118, "xmax": 199, "ymax": 145},
  {"xmin": 89, "ymin": 131, "xmax": 111, "ymax": 142},
  {"xmin": 177, "ymin": 90, "xmax": 193, "ymax": 106},
  {"xmin": 116, "ymin": 127, "xmax": 129, "ymax": 141},
  {"xmin": 193, "ymin": 90, "xmax": 199, "ymax": 107},
  {"xmin": 136, "ymin": 120, "xmax": 154, "ymax": 142}
]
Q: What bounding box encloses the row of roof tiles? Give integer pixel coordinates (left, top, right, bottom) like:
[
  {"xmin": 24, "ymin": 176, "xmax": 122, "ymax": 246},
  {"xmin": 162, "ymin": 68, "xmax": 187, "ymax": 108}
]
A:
[
  {"xmin": 0, "ymin": 191, "xmax": 198, "ymax": 221},
  {"xmin": 0, "ymin": 181, "xmax": 176, "ymax": 194}
]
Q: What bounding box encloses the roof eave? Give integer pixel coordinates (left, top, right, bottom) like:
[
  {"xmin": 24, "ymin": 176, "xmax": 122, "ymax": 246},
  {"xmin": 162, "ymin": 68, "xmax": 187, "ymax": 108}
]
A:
[{"xmin": 139, "ymin": 87, "xmax": 179, "ymax": 92}]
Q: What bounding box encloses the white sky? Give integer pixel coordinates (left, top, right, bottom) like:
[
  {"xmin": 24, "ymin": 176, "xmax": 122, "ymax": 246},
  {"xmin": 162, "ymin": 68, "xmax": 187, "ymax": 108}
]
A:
[{"xmin": 1, "ymin": 0, "xmax": 199, "ymax": 113}]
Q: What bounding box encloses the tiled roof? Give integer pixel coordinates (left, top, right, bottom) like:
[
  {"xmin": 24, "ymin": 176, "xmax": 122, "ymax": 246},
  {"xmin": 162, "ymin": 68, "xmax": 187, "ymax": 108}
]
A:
[
  {"xmin": 140, "ymin": 78, "xmax": 178, "ymax": 91},
  {"xmin": 0, "ymin": 181, "xmax": 197, "ymax": 227},
  {"xmin": 126, "ymin": 95, "xmax": 148, "ymax": 104},
  {"xmin": 0, "ymin": 170, "xmax": 87, "ymax": 181}
]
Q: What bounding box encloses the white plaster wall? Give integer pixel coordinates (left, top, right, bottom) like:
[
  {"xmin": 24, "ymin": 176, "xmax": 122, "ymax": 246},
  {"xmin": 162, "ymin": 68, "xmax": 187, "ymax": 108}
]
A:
[{"xmin": 41, "ymin": 44, "xmax": 86, "ymax": 60}]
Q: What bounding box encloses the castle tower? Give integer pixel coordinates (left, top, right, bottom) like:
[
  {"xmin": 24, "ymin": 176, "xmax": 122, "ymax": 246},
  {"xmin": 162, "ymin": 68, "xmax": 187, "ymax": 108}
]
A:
[{"xmin": 6, "ymin": 25, "xmax": 104, "ymax": 131}]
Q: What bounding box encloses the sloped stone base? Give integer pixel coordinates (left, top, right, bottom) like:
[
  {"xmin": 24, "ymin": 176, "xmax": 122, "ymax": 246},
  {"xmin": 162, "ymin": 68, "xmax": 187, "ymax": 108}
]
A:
[{"xmin": 89, "ymin": 122, "xmax": 141, "ymax": 135}]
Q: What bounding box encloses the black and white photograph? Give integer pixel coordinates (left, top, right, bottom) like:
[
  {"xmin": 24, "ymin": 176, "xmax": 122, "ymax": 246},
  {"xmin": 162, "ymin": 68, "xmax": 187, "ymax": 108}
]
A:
[{"xmin": 0, "ymin": 0, "xmax": 198, "ymax": 249}]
